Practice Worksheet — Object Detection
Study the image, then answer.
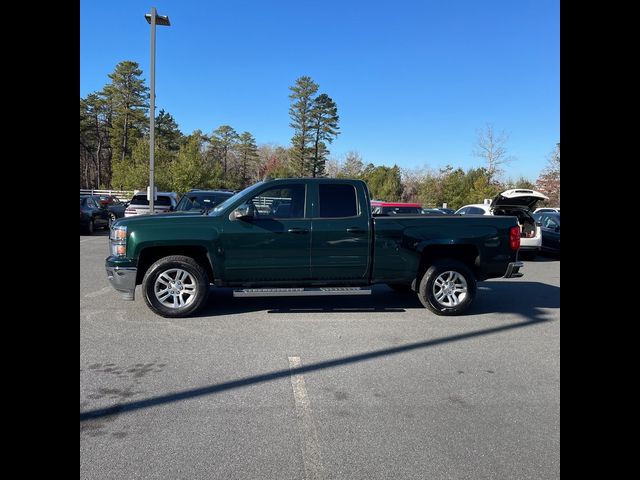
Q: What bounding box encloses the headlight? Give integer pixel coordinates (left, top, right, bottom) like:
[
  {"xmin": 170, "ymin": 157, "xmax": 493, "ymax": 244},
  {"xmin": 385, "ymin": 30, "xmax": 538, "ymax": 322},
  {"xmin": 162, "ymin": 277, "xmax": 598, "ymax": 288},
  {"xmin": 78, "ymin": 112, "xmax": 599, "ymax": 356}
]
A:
[{"xmin": 109, "ymin": 225, "xmax": 127, "ymax": 257}]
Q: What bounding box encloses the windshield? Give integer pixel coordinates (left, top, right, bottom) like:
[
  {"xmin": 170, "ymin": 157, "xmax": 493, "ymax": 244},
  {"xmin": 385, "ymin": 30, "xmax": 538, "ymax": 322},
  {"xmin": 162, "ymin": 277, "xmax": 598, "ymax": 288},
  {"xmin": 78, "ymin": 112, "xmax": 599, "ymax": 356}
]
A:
[
  {"xmin": 209, "ymin": 182, "xmax": 265, "ymax": 216},
  {"xmin": 176, "ymin": 192, "xmax": 233, "ymax": 212}
]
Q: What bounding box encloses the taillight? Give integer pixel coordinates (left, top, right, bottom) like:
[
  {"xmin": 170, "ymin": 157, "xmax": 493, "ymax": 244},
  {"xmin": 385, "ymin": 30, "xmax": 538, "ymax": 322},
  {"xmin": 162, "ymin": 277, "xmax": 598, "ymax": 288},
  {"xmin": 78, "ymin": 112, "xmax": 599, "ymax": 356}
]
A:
[{"xmin": 509, "ymin": 226, "xmax": 521, "ymax": 251}]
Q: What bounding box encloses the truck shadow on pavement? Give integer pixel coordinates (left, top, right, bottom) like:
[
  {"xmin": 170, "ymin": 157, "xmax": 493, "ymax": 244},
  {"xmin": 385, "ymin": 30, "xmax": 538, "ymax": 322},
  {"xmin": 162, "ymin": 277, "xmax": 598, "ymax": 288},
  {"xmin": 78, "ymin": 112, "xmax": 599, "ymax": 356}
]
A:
[
  {"xmin": 469, "ymin": 280, "xmax": 559, "ymax": 315},
  {"xmin": 194, "ymin": 281, "xmax": 559, "ymax": 319},
  {"xmin": 197, "ymin": 285, "xmax": 418, "ymax": 316}
]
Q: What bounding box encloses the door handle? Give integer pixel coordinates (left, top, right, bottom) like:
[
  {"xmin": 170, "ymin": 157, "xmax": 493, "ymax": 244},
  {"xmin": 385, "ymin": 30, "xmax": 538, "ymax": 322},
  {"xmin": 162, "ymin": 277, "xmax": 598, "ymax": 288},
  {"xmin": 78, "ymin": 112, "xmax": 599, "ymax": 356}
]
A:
[
  {"xmin": 287, "ymin": 227, "xmax": 309, "ymax": 234},
  {"xmin": 346, "ymin": 227, "xmax": 366, "ymax": 234}
]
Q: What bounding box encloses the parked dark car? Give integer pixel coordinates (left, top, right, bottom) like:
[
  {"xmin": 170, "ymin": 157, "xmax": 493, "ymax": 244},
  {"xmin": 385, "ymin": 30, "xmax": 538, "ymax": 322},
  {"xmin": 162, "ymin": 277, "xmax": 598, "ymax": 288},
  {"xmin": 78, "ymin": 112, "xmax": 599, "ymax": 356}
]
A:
[
  {"xmin": 422, "ymin": 208, "xmax": 446, "ymax": 215},
  {"xmin": 98, "ymin": 195, "xmax": 128, "ymax": 223},
  {"xmin": 437, "ymin": 208, "xmax": 456, "ymax": 215},
  {"xmin": 174, "ymin": 189, "xmax": 235, "ymax": 213},
  {"xmin": 532, "ymin": 212, "xmax": 560, "ymax": 256},
  {"xmin": 80, "ymin": 195, "xmax": 110, "ymax": 234}
]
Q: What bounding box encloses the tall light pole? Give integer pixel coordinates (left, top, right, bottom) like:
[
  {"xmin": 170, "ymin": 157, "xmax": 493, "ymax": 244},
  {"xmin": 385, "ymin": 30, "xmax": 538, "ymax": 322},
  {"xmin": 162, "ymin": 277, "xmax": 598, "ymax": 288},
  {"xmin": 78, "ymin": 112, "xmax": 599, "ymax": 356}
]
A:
[{"xmin": 144, "ymin": 7, "xmax": 170, "ymax": 214}]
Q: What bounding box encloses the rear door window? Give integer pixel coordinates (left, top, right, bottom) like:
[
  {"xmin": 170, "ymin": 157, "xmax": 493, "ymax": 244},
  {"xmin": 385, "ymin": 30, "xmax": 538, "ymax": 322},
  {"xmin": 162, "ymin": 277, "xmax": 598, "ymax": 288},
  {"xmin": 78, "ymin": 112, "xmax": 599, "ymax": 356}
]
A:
[{"xmin": 318, "ymin": 184, "xmax": 358, "ymax": 218}]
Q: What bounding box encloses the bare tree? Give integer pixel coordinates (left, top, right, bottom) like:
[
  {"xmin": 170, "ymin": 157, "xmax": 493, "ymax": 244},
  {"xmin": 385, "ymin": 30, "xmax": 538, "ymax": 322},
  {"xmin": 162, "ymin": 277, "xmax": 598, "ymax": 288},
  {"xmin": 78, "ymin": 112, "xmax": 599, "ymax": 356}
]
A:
[
  {"xmin": 324, "ymin": 157, "xmax": 341, "ymax": 178},
  {"xmin": 400, "ymin": 167, "xmax": 428, "ymax": 203},
  {"xmin": 340, "ymin": 151, "xmax": 365, "ymax": 178},
  {"xmin": 473, "ymin": 123, "xmax": 515, "ymax": 181},
  {"xmin": 536, "ymin": 143, "xmax": 560, "ymax": 206}
]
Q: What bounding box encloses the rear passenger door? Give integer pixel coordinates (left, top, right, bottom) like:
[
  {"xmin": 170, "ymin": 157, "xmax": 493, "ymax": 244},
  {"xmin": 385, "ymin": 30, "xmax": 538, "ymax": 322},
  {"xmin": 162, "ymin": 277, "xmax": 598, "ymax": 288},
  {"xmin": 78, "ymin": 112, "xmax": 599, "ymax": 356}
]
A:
[{"xmin": 310, "ymin": 182, "xmax": 371, "ymax": 283}]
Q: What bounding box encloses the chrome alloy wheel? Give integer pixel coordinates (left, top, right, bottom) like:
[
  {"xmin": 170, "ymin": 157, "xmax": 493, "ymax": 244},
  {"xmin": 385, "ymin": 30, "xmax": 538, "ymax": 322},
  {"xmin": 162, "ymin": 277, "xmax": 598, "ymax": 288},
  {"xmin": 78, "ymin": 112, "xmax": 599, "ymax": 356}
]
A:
[
  {"xmin": 432, "ymin": 270, "xmax": 468, "ymax": 307},
  {"xmin": 154, "ymin": 268, "xmax": 198, "ymax": 308}
]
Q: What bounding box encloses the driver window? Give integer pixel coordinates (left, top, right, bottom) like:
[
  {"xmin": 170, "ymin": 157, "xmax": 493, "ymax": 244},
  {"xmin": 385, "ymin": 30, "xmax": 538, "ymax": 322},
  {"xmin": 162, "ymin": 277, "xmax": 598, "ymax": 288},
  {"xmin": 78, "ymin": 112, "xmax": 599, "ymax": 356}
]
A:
[{"xmin": 250, "ymin": 184, "xmax": 306, "ymax": 219}]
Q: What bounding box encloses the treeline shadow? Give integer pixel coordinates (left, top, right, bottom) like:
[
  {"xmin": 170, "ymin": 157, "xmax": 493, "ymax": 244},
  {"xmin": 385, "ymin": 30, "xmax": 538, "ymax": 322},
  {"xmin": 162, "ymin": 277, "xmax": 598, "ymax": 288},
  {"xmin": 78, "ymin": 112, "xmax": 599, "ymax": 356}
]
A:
[{"xmin": 81, "ymin": 313, "xmax": 554, "ymax": 422}]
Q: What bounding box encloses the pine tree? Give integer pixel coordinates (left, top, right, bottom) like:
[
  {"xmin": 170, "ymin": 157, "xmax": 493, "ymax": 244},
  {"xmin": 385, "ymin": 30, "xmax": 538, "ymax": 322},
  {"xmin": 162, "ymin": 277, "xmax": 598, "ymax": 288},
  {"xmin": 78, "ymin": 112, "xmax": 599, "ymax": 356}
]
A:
[
  {"xmin": 209, "ymin": 125, "xmax": 239, "ymax": 185},
  {"xmin": 155, "ymin": 109, "xmax": 183, "ymax": 153},
  {"xmin": 288, "ymin": 76, "xmax": 318, "ymax": 176},
  {"xmin": 237, "ymin": 132, "xmax": 259, "ymax": 188},
  {"xmin": 102, "ymin": 61, "xmax": 149, "ymax": 164},
  {"xmin": 309, "ymin": 93, "xmax": 340, "ymax": 177},
  {"xmin": 80, "ymin": 93, "xmax": 111, "ymax": 188}
]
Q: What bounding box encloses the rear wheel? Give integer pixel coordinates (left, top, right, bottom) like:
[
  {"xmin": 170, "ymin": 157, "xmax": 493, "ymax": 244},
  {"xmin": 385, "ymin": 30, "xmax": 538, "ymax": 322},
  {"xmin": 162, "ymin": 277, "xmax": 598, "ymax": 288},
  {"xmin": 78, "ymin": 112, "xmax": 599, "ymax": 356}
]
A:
[
  {"xmin": 418, "ymin": 259, "xmax": 476, "ymax": 316},
  {"xmin": 85, "ymin": 219, "xmax": 94, "ymax": 235},
  {"xmin": 142, "ymin": 255, "xmax": 210, "ymax": 318}
]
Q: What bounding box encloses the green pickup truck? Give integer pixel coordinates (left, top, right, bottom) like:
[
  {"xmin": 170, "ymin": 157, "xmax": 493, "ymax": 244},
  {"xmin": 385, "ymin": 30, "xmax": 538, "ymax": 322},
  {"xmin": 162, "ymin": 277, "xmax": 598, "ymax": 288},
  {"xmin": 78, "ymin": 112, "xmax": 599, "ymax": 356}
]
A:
[{"xmin": 106, "ymin": 178, "xmax": 523, "ymax": 317}]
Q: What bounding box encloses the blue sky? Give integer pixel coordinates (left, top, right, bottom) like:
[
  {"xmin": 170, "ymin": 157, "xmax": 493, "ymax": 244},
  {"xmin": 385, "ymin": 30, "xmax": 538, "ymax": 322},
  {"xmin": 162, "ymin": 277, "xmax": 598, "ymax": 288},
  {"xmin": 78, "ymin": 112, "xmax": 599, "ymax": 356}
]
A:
[{"xmin": 80, "ymin": 0, "xmax": 559, "ymax": 182}]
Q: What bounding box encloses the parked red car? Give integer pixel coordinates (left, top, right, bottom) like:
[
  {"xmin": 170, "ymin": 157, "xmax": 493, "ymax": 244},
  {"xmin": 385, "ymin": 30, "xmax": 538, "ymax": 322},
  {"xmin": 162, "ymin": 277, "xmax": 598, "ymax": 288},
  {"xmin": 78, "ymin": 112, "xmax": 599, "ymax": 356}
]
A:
[{"xmin": 97, "ymin": 195, "xmax": 128, "ymax": 223}]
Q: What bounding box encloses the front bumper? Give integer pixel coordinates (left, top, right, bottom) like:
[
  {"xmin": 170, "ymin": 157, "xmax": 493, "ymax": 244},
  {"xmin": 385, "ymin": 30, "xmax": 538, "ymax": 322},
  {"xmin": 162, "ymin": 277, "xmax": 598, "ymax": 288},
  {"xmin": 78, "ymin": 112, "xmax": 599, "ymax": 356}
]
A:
[
  {"xmin": 503, "ymin": 261, "xmax": 524, "ymax": 278},
  {"xmin": 105, "ymin": 266, "xmax": 137, "ymax": 300}
]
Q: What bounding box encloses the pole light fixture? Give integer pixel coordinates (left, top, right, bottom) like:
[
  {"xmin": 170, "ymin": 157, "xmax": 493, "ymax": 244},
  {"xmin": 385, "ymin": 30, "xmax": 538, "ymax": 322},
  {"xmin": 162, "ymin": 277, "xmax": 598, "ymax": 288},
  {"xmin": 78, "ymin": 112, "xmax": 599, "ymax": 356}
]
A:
[{"xmin": 144, "ymin": 7, "xmax": 170, "ymax": 214}]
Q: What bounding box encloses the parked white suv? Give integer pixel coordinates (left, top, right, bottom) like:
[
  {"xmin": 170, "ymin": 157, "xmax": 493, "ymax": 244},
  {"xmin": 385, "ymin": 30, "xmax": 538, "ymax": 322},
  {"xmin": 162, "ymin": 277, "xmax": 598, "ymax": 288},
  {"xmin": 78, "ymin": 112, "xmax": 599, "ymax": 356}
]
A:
[
  {"xmin": 455, "ymin": 189, "xmax": 549, "ymax": 259},
  {"xmin": 124, "ymin": 191, "xmax": 179, "ymax": 217}
]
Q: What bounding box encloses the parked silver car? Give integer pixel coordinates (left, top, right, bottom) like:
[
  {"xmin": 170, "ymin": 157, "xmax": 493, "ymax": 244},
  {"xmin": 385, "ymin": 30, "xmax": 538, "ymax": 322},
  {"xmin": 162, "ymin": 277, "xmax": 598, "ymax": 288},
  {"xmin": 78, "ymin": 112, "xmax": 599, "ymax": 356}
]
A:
[{"xmin": 124, "ymin": 191, "xmax": 179, "ymax": 217}]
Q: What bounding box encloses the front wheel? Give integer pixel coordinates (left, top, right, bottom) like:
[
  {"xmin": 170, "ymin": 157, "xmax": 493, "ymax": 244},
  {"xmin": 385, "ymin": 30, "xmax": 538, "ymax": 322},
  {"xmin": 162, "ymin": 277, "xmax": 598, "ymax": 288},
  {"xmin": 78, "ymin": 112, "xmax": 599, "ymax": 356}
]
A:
[
  {"xmin": 418, "ymin": 259, "xmax": 476, "ymax": 316},
  {"xmin": 142, "ymin": 255, "xmax": 210, "ymax": 318}
]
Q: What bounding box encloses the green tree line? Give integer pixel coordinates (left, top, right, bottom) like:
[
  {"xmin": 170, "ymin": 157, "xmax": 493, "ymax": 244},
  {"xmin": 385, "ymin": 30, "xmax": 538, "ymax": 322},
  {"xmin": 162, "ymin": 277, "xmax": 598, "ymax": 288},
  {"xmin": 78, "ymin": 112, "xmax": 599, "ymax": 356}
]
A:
[{"xmin": 81, "ymin": 61, "xmax": 558, "ymax": 207}]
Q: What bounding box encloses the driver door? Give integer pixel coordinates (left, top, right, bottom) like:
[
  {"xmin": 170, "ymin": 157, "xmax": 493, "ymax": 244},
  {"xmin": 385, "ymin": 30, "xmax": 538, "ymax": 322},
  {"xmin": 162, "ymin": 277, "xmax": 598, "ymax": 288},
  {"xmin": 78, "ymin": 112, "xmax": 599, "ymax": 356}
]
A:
[{"xmin": 221, "ymin": 182, "xmax": 311, "ymax": 284}]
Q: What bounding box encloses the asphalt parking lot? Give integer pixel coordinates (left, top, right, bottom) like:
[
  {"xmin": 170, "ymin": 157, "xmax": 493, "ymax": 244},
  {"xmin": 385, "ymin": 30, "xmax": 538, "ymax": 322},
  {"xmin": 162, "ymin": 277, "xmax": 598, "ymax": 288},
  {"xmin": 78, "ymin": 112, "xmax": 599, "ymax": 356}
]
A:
[{"xmin": 81, "ymin": 231, "xmax": 559, "ymax": 480}]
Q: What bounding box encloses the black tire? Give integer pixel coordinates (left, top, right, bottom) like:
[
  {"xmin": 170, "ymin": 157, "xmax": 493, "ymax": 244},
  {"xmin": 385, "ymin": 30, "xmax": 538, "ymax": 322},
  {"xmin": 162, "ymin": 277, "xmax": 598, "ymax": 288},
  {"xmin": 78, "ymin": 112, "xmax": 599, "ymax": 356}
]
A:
[
  {"xmin": 418, "ymin": 259, "xmax": 476, "ymax": 316},
  {"xmin": 387, "ymin": 283, "xmax": 413, "ymax": 293},
  {"xmin": 142, "ymin": 255, "xmax": 210, "ymax": 318},
  {"xmin": 86, "ymin": 219, "xmax": 94, "ymax": 235}
]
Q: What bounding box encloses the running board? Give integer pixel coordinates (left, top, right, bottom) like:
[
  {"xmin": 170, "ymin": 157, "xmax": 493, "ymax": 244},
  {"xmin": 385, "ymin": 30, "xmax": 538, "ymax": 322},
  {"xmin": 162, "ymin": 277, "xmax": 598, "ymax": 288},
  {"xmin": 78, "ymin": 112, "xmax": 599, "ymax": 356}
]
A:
[{"xmin": 233, "ymin": 287, "xmax": 372, "ymax": 297}]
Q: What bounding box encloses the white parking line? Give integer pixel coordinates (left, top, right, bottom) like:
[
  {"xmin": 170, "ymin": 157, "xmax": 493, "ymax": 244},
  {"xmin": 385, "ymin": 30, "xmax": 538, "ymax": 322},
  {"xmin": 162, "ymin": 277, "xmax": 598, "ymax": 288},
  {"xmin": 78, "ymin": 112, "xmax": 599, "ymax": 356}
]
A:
[{"xmin": 288, "ymin": 356, "xmax": 325, "ymax": 480}]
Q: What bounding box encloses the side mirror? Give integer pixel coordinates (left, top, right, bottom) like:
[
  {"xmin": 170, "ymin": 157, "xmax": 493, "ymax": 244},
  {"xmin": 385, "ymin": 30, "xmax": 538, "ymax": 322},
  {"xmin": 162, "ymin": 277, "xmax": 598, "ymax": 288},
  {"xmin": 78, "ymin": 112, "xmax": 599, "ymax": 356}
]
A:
[{"xmin": 232, "ymin": 204, "xmax": 253, "ymax": 220}]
